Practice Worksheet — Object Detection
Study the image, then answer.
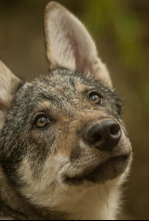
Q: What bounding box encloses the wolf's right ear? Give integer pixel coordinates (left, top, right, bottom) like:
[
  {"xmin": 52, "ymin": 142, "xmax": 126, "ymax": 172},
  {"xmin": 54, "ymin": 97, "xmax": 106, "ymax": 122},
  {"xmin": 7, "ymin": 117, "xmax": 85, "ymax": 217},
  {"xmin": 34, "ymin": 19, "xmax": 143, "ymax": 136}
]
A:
[
  {"xmin": 0, "ymin": 60, "xmax": 21, "ymax": 130},
  {"xmin": 44, "ymin": 1, "xmax": 112, "ymax": 89}
]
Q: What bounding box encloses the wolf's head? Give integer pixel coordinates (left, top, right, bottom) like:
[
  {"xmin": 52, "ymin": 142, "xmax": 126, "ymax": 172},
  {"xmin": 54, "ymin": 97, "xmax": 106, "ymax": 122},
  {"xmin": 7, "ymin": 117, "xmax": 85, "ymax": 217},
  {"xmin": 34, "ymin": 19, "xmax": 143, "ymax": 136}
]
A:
[{"xmin": 0, "ymin": 2, "xmax": 132, "ymax": 220}]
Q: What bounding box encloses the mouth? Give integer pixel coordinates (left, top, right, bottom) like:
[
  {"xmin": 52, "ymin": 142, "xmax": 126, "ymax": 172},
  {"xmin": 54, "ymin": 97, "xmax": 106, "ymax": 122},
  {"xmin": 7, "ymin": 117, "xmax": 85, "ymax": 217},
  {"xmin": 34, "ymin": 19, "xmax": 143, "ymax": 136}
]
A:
[{"xmin": 64, "ymin": 153, "xmax": 131, "ymax": 186}]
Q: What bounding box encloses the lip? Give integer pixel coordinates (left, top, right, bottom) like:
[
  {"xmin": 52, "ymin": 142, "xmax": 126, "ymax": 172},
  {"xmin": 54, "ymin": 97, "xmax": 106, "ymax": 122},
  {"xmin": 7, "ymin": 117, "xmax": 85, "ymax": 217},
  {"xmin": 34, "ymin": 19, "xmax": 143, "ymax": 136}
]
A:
[{"xmin": 64, "ymin": 152, "xmax": 131, "ymax": 185}]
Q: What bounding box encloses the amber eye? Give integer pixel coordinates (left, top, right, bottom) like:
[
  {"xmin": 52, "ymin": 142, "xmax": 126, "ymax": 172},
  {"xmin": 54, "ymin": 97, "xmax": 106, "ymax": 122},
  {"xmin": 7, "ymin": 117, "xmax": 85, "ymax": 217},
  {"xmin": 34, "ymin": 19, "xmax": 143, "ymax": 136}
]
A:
[
  {"xmin": 34, "ymin": 115, "xmax": 50, "ymax": 128},
  {"xmin": 88, "ymin": 92, "xmax": 103, "ymax": 105}
]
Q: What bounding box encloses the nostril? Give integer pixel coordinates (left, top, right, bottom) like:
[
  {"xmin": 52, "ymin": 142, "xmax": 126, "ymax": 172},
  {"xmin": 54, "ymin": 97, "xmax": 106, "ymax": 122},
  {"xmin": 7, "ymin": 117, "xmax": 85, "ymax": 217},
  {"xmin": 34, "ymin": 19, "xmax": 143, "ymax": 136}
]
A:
[
  {"xmin": 110, "ymin": 124, "xmax": 121, "ymax": 136},
  {"xmin": 86, "ymin": 125, "xmax": 104, "ymax": 145},
  {"xmin": 91, "ymin": 133, "xmax": 102, "ymax": 144}
]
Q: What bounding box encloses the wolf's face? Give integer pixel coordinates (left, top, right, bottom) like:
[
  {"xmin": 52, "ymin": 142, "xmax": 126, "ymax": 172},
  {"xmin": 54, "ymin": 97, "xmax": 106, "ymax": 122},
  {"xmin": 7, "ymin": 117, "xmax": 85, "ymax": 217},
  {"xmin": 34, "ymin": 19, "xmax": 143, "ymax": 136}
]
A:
[{"xmin": 0, "ymin": 2, "xmax": 132, "ymax": 218}]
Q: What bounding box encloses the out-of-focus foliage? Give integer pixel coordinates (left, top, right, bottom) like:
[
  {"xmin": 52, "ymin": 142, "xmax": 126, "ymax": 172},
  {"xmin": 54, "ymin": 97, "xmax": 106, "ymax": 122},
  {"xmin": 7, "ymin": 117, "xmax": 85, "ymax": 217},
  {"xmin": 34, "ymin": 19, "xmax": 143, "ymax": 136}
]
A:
[{"xmin": 82, "ymin": 0, "xmax": 142, "ymax": 71}]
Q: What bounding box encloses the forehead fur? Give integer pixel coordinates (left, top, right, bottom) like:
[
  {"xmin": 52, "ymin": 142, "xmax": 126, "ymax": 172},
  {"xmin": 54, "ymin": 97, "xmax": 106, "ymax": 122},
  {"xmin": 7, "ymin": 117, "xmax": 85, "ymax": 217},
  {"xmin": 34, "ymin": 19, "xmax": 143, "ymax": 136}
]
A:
[
  {"xmin": 5, "ymin": 69, "xmax": 122, "ymax": 123},
  {"xmin": 32, "ymin": 69, "xmax": 118, "ymax": 102},
  {"xmin": 33, "ymin": 69, "xmax": 122, "ymax": 115}
]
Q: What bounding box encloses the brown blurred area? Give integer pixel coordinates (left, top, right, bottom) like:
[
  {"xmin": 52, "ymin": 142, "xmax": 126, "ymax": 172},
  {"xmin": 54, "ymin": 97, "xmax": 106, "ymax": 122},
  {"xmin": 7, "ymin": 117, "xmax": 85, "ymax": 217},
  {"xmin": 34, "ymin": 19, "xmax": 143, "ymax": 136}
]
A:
[{"xmin": 0, "ymin": 0, "xmax": 149, "ymax": 219}]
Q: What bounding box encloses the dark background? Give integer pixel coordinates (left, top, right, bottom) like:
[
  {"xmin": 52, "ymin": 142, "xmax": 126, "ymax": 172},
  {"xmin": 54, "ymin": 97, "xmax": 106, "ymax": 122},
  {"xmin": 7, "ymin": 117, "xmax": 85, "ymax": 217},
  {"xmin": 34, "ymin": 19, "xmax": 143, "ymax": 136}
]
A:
[{"xmin": 0, "ymin": 0, "xmax": 149, "ymax": 219}]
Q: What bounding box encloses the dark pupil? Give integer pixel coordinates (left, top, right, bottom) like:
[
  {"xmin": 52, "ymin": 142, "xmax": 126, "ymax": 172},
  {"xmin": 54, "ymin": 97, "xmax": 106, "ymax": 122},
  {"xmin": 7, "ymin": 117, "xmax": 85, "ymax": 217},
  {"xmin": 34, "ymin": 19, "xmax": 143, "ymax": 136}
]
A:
[
  {"xmin": 91, "ymin": 95, "xmax": 98, "ymax": 101},
  {"xmin": 39, "ymin": 117, "xmax": 46, "ymax": 124}
]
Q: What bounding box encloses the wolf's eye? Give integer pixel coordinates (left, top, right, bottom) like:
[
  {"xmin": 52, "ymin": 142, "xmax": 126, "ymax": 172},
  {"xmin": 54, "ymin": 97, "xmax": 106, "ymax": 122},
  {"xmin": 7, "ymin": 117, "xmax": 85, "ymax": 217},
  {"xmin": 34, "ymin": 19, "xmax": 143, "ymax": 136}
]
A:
[
  {"xmin": 88, "ymin": 92, "xmax": 103, "ymax": 105},
  {"xmin": 34, "ymin": 115, "xmax": 50, "ymax": 128}
]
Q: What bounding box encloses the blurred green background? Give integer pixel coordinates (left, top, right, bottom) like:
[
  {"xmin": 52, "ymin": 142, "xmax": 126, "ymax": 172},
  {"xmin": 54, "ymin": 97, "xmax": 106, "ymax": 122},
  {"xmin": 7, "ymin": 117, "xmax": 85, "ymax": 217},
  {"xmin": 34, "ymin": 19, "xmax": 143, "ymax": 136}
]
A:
[{"xmin": 0, "ymin": 0, "xmax": 149, "ymax": 219}]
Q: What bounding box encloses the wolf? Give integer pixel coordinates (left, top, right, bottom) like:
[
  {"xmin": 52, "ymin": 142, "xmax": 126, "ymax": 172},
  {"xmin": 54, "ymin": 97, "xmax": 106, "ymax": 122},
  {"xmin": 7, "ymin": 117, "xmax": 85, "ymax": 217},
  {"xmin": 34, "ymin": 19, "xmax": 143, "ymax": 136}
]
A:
[{"xmin": 0, "ymin": 1, "xmax": 132, "ymax": 220}]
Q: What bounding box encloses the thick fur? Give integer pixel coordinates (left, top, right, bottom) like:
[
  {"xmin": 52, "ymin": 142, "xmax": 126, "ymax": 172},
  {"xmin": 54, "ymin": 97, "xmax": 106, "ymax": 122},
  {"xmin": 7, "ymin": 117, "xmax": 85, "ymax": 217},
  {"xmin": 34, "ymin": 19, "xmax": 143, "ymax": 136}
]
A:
[{"xmin": 0, "ymin": 2, "xmax": 132, "ymax": 220}]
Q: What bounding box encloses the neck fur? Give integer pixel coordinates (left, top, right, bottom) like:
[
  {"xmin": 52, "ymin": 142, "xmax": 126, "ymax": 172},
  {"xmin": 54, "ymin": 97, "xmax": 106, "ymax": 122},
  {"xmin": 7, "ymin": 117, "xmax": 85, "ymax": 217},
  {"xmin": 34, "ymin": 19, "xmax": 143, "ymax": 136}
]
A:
[{"xmin": 0, "ymin": 166, "xmax": 124, "ymax": 220}]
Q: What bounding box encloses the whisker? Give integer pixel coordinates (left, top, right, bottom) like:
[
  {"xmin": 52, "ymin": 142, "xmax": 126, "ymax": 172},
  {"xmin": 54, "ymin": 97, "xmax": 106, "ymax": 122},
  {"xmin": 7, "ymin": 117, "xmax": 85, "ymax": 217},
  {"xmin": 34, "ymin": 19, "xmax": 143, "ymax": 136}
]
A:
[
  {"xmin": 67, "ymin": 160, "xmax": 79, "ymax": 175},
  {"xmin": 59, "ymin": 160, "xmax": 70, "ymax": 171}
]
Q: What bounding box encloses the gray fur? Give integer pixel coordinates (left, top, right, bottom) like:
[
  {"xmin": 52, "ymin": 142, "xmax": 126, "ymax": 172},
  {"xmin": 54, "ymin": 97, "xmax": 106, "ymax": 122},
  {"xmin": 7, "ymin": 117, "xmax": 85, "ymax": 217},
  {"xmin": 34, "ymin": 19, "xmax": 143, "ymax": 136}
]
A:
[{"xmin": 0, "ymin": 2, "xmax": 132, "ymax": 220}]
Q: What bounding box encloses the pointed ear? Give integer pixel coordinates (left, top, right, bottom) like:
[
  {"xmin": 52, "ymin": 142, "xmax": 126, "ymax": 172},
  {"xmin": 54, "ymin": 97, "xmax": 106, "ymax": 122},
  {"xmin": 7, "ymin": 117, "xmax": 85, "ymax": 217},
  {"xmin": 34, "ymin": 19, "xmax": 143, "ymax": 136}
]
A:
[
  {"xmin": 44, "ymin": 1, "xmax": 112, "ymax": 89},
  {"xmin": 0, "ymin": 60, "xmax": 21, "ymax": 130}
]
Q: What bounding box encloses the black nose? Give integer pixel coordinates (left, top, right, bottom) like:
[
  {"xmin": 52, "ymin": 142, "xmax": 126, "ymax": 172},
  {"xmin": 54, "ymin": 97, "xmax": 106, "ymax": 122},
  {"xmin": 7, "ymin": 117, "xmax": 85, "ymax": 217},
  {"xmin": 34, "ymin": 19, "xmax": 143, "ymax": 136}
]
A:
[{"xmin": 84, "ymin": 120, "xmax": 122, "ymax": 152}]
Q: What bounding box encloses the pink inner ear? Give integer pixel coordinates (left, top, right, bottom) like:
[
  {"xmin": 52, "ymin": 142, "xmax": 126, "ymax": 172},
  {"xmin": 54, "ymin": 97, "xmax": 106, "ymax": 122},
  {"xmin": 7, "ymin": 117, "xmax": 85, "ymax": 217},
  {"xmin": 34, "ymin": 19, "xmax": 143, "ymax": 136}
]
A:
[{"xmin": 68, "ymin": 32, "xmax": 92, "ymax": 75}]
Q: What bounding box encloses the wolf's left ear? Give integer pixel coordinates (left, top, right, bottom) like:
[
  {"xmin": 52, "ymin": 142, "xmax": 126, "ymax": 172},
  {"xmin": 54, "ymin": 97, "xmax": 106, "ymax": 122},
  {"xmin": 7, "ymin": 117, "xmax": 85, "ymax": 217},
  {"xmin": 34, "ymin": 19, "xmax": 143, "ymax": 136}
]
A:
[
  {"xmin": 44, "ymin": 1, "xmax": 112, "ymax": 89},
  {"xmin": 0, "ymin": 61, "xmax": 21, "ymax": 130}
]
